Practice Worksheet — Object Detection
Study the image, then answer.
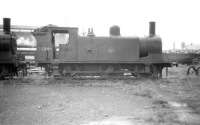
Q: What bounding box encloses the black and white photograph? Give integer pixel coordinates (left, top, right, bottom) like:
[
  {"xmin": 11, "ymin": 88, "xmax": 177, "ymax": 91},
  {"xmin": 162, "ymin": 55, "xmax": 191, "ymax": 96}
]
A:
[{"xmin": 0, "ymin": 0, "xmax": 200, "ymax": 125}]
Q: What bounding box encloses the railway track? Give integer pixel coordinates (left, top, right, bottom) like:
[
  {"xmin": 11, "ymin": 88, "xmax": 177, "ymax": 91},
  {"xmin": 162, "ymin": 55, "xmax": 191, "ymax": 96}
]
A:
[{"xmin": 52, "ymin": 72, "xmax": 155, "ymax": 80}]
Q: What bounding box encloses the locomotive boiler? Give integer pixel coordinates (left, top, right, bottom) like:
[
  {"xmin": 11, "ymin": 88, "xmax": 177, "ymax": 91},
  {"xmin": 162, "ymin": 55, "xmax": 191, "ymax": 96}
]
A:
[
  {"xmin": 0, "ymin": 18, "xmax": 17, "ymax": 78},
  {"xmin": 33, "ymin": 22, "xmax": 171, "ymax": 78}
]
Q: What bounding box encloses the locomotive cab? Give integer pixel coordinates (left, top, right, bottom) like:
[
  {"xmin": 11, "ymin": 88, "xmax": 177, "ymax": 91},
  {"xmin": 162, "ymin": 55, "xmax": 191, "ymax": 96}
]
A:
[{"xmin": 33, "ymin": 26, "xmax": 78, "ymax": 62}]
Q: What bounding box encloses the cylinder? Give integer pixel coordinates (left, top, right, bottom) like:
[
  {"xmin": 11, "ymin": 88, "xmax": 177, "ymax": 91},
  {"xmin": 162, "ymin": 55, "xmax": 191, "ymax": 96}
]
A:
[
  {"xmin": 110, "ymin": 25, "xmax": 120, "ymax": 36},
  {"xmin": 149, "ymin": 21, "xmax": 155, "ymax": 37},
  {"xmin": 3, "ymin": 18, "xmax": 11, "ymax": 34}
]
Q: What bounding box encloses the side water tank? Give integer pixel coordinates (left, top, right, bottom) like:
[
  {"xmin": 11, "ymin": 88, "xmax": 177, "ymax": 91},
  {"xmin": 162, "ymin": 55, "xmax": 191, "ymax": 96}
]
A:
[{"xmin": 139, "ymin": 37, "xmax": 162, "ymax": 57}]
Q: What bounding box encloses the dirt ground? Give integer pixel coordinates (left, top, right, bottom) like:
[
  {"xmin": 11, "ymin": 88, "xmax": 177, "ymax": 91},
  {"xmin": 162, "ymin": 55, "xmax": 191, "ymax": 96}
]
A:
[{"xmin": 0, "ymin": 65, "xmax": 200, "ymax": 125}]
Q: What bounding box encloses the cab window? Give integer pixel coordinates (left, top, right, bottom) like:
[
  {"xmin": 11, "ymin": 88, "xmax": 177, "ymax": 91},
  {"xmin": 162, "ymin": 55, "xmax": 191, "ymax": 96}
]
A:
[{"xmin": 54, "ymin": 33, "xmax": 69, "ymax": 47}]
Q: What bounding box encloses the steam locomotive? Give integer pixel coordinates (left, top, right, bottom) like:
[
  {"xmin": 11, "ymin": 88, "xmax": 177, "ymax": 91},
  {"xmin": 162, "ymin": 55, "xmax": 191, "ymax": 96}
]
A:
[
  {"xmin": 0, "ymin": 18, "xmax": 18, "ymax": 78},
  {"xmin": 0, "ymin": 18, "xmax": 28, "ymax": 79},
  {"xmin": 33, "ymin": 22, "xmax": 171, "ymax": 78}
]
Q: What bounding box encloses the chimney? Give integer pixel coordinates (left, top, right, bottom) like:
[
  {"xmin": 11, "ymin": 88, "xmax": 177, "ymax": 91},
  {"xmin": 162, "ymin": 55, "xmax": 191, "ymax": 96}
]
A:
[
  {"xmin": 3, "ymin": 18, "xmax": 11, "ymax": 34},
  {"xmin": 149, "ymin": 21, "xmax": 155, "ymax": 37}
]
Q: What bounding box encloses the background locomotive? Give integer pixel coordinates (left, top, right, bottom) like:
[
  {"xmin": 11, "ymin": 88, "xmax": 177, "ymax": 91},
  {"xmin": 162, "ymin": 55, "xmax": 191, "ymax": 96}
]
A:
[
  {"xmin": 0, "ymin": 18, "xmax": 27, "ymax": 79},
  {"xmin": 33, "ymin": 22, "xmax": 171, "ymax": 78},
  {"xmin": 0, "ymin": 18, "xmax": 18, "ymax": 78}
]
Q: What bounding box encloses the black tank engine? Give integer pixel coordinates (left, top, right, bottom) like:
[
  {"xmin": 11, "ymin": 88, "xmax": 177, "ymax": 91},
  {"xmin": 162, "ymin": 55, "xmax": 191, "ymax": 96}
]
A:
[
  {"xmin": 34, "ymin": 21, "xmax": 171, "ymax": 78},
  {"xmin": 0, "ymin": 18, "xmax": 17, "ymax": 78}
]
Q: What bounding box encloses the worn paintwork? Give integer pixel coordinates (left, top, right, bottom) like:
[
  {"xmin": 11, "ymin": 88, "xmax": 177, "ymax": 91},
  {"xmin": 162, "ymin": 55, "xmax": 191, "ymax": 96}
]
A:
[
  {"xmin": 76, "ymin": 37, "xmax": 139, "ymax": 62},
  {"xmin": 34, "ymin": 26, "xmax": 165, "ymax": 64}
]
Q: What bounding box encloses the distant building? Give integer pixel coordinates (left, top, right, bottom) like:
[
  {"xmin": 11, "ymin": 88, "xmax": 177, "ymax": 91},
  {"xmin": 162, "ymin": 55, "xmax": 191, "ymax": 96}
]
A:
[
  {"xmin": 181, "ymin": 42, "xmax": 185, "ymax": 49},
  {"xmin": 184, "ymin": 43, "xmax": 200, "ymax": 50},
  {"xmin": 164, "ymin": 43, "xmax": 200, "ymax": 54}
]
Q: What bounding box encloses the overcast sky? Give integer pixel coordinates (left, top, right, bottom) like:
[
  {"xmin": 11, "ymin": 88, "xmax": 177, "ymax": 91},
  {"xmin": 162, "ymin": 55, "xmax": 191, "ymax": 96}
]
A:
[{"xmin": 0, "ymin": 0, "xmax": 199, "ymax": 50}]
